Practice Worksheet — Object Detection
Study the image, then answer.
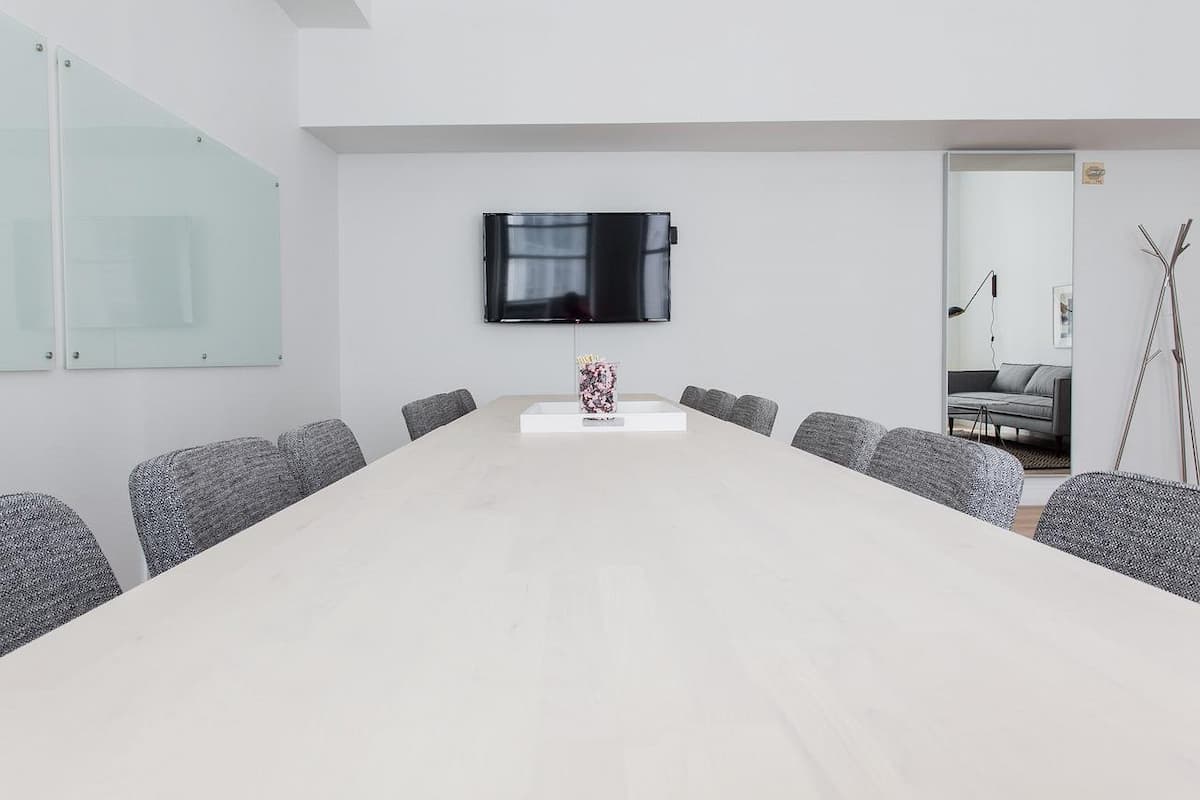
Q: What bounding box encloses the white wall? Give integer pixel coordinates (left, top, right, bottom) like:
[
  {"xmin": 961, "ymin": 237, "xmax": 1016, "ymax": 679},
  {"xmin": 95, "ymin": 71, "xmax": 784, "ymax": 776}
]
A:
[
  {"xmin": 339, "ymin": 149, "xmax": 1200, "ymax": 490},
  {"xmin": 338, "ymin": 151, "xmax": 945, "ymax": 460},
  {"xmin": 947, "ymin": 170, "xmax": 1074, "ymax": 371},
  {"xmin": 0, "ymin": 0, "xmax": 340, "ymax": 588},
  {"xmin": 1074, "ymin": 151, "xmax": 1200, "ymax": 480},
  {"xmin": 301, "ymin": 1, "xmax": 1200, "ymax": 128}
]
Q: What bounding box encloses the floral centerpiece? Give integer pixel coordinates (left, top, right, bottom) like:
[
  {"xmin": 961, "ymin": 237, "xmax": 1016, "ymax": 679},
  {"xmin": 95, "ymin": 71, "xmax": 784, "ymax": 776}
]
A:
[{"xmin": 576, "ymin": 354, "xmax": 618, "ymax": 414}]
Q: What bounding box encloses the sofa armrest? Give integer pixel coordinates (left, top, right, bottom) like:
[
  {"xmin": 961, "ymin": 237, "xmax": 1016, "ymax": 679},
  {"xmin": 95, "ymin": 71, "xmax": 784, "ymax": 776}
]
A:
[
  {"xmin": 948, "ymin": 370, "xmax": 998, "ymax": 395},
  {"xmin": 1052, "ymin": 376, "xmax": 1072, "ymax": 436}
]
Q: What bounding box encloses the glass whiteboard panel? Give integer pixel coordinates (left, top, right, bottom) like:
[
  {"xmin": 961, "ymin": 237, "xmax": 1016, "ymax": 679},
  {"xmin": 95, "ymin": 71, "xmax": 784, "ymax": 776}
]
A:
[
  {"xmin": 0, "ymin": 15, "xmax": 54, "ymax": 371},
  {"xmin": 58, "ymin": 49, "xmax": 281, "ymax": 369}
]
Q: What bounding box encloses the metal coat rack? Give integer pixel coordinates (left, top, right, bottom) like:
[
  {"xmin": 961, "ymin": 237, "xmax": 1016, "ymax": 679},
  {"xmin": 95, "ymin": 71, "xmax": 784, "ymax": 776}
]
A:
[{"xmin": 1115, "ymin": 219, "xmax": 1198, "ymax": 481}]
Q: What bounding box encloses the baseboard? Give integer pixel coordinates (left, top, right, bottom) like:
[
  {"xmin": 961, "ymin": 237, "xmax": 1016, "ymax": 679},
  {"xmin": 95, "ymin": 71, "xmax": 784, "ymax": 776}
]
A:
[{"xmin": 1021, "ymin": 473, "xmax": 1069, "ymax": 506}]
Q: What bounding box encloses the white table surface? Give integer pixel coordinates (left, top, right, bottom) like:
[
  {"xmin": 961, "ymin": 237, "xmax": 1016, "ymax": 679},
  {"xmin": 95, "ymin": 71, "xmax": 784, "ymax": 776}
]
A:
[{"xmin": 3, "ymin": 395, "xmax": 1200, "ymax": 798}]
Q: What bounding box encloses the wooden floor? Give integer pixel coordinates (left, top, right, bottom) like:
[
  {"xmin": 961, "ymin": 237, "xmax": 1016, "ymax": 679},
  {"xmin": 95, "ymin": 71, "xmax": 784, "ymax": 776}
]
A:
[{"xmin": 1014, "ymin": 506, "xmax": 1042, "ymax": 537}]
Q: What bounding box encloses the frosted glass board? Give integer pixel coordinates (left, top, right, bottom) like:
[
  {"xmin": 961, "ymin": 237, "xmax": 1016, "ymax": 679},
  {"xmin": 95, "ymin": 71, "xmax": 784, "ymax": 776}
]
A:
[
  {"xmin": 0, "ymin": 15, "xmax": 54, "ymax": 371},
  {"xmin": 58, "ymin": 50, "xmax": 281, "ymax": 369}
]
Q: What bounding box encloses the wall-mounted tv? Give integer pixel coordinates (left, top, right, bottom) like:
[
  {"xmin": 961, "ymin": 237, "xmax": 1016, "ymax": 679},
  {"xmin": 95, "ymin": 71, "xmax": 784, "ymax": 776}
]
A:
[{"xmin": 483, "ymin": 212, "xmax": 671, "ymax": 323}]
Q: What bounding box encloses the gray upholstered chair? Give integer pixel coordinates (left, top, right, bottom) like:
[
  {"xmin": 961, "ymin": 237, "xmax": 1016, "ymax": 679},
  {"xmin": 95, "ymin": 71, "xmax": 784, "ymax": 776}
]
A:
[
  {"xmin": 1035, "ymin": 472, "xmax": 1200, "ymax": 602},
  {"xmin": 402, "ymin": 391, "xmax": 469, "ymax": 441},
  {"xmin": 129, "ymin": 437, "xmax": 303, "ymax": 577},
  {"xmin": 679, "ymin": 386, "xmax": 705, "ymax": 410},
  {"xmin": 864, "ymin": 427, "xmax": 1023, "ymax": 529},
  {"xmin": 278, "ymin": 419, "xmax": 366, "ymax": 497},
  {"xmin": 452, "ymin": 388, "xmax": 477, "ymax": 414},
  {"xmin": 1, "ymin": 493, "xmax": 121, "ymax": 656},
  {"xmin": 792, "ymin": 411, "xmax": 887, "ymax": 472},
  {"xmin": 701, "ymin": 389, "xmax": 737, "ymax": 421},
  {"xmin": 730, "ymin": 394, "xmax": 779, "ymax": 436}
]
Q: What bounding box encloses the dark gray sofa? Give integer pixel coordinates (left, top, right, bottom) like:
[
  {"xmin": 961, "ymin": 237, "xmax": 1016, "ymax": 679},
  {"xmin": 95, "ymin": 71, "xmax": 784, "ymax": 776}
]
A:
[{"xmin": 948, "ymin": 363, "xmax": 1071, "ymax": 449}]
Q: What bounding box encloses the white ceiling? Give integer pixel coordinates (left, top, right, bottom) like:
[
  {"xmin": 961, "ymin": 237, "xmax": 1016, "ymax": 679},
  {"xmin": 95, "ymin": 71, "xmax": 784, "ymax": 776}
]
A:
[
  {"xmin": 306, "ymin": 119, "xmax": 1200, "ymax": 155},
  {"xmin": 275, "ymin": 0, "xmax": 369, "ymax": 28}
]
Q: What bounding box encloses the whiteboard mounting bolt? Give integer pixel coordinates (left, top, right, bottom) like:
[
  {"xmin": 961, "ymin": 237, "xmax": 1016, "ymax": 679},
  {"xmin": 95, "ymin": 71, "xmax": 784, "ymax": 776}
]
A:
[
  {"xmin": 35, "ymin": 43, "xmax": 44, "ymax": 52},
  {"xmin": 63, "ymin": 58, "xmax": 71, "ymax": 67},
  {"xmin": 201, "ymin": 353, "xmax": 208, "ymax": 360}
]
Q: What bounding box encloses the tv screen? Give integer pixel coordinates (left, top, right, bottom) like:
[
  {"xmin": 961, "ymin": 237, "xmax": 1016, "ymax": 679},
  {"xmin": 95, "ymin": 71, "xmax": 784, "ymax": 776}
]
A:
[{"xmin": 483, "ymin": 212, "xmax": 671, "ymax": 322}]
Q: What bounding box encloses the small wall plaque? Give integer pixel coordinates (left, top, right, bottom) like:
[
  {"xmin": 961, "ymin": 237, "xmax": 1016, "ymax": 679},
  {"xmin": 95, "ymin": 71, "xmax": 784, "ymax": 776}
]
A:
[{"xmin": 1082, "ymin": 162, "xmax": 1106, "ymax": 185}]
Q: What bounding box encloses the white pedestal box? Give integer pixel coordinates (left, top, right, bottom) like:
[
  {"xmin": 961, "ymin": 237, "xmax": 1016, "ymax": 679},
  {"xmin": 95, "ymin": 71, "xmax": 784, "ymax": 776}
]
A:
[{"xmin": 520, "ymin": 400, "xmax": 687, "ymax": 433}]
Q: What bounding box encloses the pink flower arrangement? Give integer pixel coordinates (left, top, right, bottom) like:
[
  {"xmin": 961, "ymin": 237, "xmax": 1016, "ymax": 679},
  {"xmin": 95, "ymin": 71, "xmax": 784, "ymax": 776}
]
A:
[{"xmin": 577, "ymin": 354, "xmax": 618, "ymax": 413}]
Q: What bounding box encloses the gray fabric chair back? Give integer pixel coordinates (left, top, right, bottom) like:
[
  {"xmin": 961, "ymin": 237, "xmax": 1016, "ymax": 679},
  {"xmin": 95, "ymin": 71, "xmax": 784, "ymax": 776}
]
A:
[
  {"xmin": 1035, "ymin": 471, "xmax": 1200, "ymax": 602},
  {"xmin": 679, "ymin": 386, "xmax": 705, "ymax": 410},
  {"xmin": 792, "ymin": 411, "xmax": 887, "ymax": 472},
  {"xmin": 1, "ymin": 493, "xmax": 121, "ymax": 656},
  {"xmin": 452, "ymin": 389, "xmax": 477, "ymax": 414},
  {"xmin": 129, "ymin": 437, "xmax": 302, "ymax": 577},
  {"xmin": 278, "ymin": 419, "xmax": 366, "ymax": 497},
  {"xmin": 701, "ymin": 389, "xmax": 737, "ymax": 421},
  {"xmin": 864, "ymin": 427, "xmax": 1023, "ymax": 528},
  {"xmin": 730, "ymin": 395, "xmax": 779, "ymax": 436},
  {"xmin": 402, "ymin": 392, "xmax": 468, "ymax": 441}
]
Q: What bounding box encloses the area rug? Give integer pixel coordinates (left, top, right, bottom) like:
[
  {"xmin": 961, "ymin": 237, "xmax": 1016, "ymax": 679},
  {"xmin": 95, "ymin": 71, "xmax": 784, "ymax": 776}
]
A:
[{"xmin": 951, "ymin": 429, "xmax": 1069, "ymax": 471}]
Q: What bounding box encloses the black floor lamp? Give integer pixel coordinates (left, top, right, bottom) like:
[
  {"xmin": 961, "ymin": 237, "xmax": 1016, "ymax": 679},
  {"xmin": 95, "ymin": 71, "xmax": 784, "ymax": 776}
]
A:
[{"xmin": 948, "ymin": 270, "xmax": 998, "ymax": 367}]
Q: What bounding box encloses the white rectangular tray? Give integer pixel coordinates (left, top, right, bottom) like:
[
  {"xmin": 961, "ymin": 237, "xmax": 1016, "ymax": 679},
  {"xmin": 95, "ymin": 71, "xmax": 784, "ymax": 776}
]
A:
[{"xmin": 520, "ymin": 400, "xmax": 688, "ymax": 433}]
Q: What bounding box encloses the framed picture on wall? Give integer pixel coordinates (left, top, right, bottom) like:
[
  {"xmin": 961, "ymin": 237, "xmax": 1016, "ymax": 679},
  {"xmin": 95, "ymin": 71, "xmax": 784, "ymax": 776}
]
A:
[{"xmin": 1053, "ymin": 283, "xmax": 1073, "ymax": 348}]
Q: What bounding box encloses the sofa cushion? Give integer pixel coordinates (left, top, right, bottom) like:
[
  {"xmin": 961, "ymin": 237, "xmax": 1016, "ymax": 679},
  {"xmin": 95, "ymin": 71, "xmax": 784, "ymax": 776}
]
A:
[
  {"xmin": 948, "ymin": 392, "xmax": 1027, "ymax": 412},
  {"xmin": 990, "ymin": 363, "xmax": 1040, "ymax": 393},
  {"xmin": 993, "ymin": 395, "xmax": 1054, "ymax": 421},
  {"xmin": 1025, "ymin": 364, "xmax": 1071, "ymax": 397}
]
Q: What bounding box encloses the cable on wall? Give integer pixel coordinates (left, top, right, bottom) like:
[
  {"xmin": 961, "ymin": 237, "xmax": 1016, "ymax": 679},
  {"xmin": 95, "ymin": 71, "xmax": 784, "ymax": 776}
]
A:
[{"xmin": 990, "ymin": 293, "xmax": 997, "ymax": 369}]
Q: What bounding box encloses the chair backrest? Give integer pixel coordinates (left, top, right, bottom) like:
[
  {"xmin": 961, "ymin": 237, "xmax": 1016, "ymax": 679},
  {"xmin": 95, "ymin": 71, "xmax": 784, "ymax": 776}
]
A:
[
  {"xmin": 402, "ymin": 392, "xmax": 467, "ymax": 441},
  {"xmin": 452, "ymin": 388, "xmax": 477, "ymax": 414},
  {"xmin": 129, "ymin": 437, "xmax": 302, "ymax": 577},
  {"xmin": 679, "ymin": 386, "xmax": 705, "ymax": 410},
  {"xmin": 864, "ymin": 427, "xmax": 1023, "ymax": 528},
  {"xmin": 278, "ymin": 419, "xmax": 367, "ymax": 497},
  {"xmin": 792, "ymin": 411, "xmax": 887, "ymax": 472},
  {"xmin": 1035, "ymin": 471, "xmax": 1200, "ymax": 603},
  {"xmin": 730, "ymin": 395, "xmax": 779, "ymax": 436},
  {"xmin": 1, "ymin": 493, "xmax": 121, "ymax": 656},
  {"xmin": 700, "ymin": 389, "xmax": 737, "ymax": 420}
]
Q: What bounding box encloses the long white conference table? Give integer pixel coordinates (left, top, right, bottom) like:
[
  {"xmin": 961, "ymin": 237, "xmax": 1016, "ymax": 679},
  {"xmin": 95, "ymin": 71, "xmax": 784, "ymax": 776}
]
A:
[{"xmin": 3, "ymin": 395, "xmax": 1200, "ymax": 797}]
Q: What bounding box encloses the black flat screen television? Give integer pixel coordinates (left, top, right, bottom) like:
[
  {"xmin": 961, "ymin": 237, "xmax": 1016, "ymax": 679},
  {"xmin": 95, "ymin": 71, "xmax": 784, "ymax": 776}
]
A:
[{"xmin": 483, "ymin": 212, "xmax": 671, "ymax": 322}]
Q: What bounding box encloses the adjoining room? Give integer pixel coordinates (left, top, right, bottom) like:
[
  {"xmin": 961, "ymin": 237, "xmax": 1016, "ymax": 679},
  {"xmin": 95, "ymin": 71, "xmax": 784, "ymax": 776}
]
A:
[{"xmin": 945, "ymin": 152, "xmax": 1075, "ymax": 474}]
